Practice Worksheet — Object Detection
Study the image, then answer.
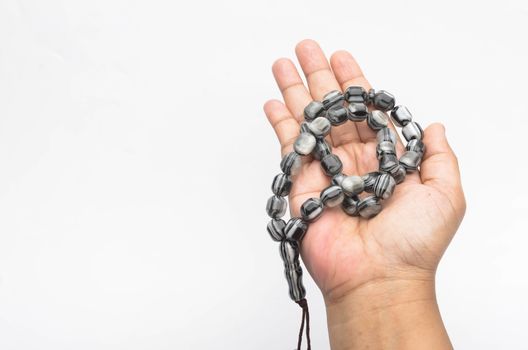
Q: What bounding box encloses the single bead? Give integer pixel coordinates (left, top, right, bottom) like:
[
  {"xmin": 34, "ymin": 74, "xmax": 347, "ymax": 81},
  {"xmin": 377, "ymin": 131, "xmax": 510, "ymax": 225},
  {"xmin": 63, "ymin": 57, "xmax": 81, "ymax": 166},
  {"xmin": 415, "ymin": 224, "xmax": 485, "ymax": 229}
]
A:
[
  {"xmin": 271, "ymin": 173, "xmax": 292, "ymax": 197},
  {"xmin": 376, "ymin": 141, "xmax": 396, "ymax": 159},
  {"xmin": 347, "ymin": 103, "xmax": 368, "ymax": 121},
  {"xmin": 389, "ymin": 164, "xmax": 407, "ymax": 184},
  {"xmin": 400, "ymin": 151, "xmax": 422, "ymax": 171},
  {"xmin": 280, "ymin": 240, "xmax": 306, "ymax": 301},
  {"xmin": 344, "ymin": 86, "xmax": 367, "ymax": 103},
  {"xmin": 266, "ymin": 195, "xmax": 287, "ymax": 219},
  {"xmin": 342, "ymin": 195, "xmax": 360, "ymax": 216},
  {"xmin": 300, "ymin": 198, "xmax": 324, "ymax": 222},
  {"xmin": 373, "ymin": 173, "xmax": 396, "ymax": 200},
  {"xmin": 402, "ymin": 122, "xmax": 424, "ymax": 141},
  {"xmin": 376, "ymin": 127, "xmax": 397, "ymax": 144},
  {"xmin": 321, "ymin": 154, "xmax": 343, "ymax": 176},
  {"xmin": 284, "ymin": 217, "xmax": 309, "ymax": 241},
  {"xmin": 313, "ymin": 139, "xmax": 332, "ymax": 160},
  {"xmin": 303, "ymin": 101, "xmax": 324, "ymax": 122},
  {"xmin": 373, "ymin": 90, "xmax": 396, "ymax": 111},
  {"xmin": 308, "ymin": 117, "xmax": 331, "ymax": 138},
  {"xmin": 358, "ymin": 196, "xmax": 382, "ymax": 218},
  {"xmin": 367, "ymin": 88, "xmax": 376, "ymax": 104},
  {"xmin": 341, "ymin": 175, "xmax": 365, "ymax": 196},
  {"xmin": 300, "ymin": 121, "xmax": 310, "ymax": 134},
  {"xmin": 320, "ymin": 185, "xmax": 344, "ymax": 207},
  {"xmin": 326, "ymin": 105, "xmax": 348, "ymax": 126},
  {"xmin": 367, "ymin": 110, "xmax": 389, "ymax": 130},
  {"xmin": 391, "ymin": 105, "xmax": 413, "ymax": 127},
  {"xmin": 322, "ymin": 90, "xmax": 344, "ymax": 110},
  {"xmin": 279, "ymin": 239, "xmax": 300, "ymax": 266},
  {"xmin": 379, "ymin": 154, "xmax": 400, "ymax": 173},
  {"xmin": 362, "ymin": 172, "xmax": 380, "ymax": 193},
  {"xmin": 267, "ymin": 219, "xmax": 286, "ymax": 241},
  {"xmin": 294, "ymin": 132, "xmax": 316, "ymax": 155},
  {"xmin": 331, "ymin": 173, "xmax": 347, "ymax": 186},
  {"xmin": 280, "ymin": 152, "xmax": 301, "ymax": 176},
  {"xmin": 406, "ymin": 139, "xmax": 426, "ymax": 154}
]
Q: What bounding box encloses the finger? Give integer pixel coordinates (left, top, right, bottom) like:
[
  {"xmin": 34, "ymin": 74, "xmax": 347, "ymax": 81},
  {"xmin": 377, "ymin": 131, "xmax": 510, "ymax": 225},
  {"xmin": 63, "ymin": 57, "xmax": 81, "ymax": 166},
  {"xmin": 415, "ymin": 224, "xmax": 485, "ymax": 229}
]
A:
[
  {"xmin": 263, "ymin": 99, "xmax": 300, "ymax": 157},
  {"xmin": 420, "ymin": 123, "xmax": 466, "ymax": 212},
  {"xmin": 330, "ymin": 50, "xmax": 402, "ymax": 150},
  {"xmin": 295, "ymin": 39, "xmax": 361, "ymax": 144},
  {"xmin": 272, "ymin": 58, "xmax": 312, "ymax": 122}
]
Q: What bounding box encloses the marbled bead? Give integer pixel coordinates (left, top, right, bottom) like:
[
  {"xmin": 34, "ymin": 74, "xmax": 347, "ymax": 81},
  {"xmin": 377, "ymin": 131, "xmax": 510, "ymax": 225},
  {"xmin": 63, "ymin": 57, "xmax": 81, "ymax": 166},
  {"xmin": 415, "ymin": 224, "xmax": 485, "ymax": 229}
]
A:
[
  {"xmin": 322, "ymin": 90, "xmax": 344, "ymax": 109},
  {"xmin": 279, "ymin": 239, "xmax": 300, "ymax": 266},
  {"xmin": 326, "ymin": 105, "xmax": 348, "ymax": 126},
  {"xmin": 279, "ymin": 240, "xmax": 306, "ymax": 301},
  {"xmin": 285, "ymin": 217, "xmax": 309, "ymax": 241},
  {"xmin": 402, "ymin": 122, "xmax": 424, "ymax": 141},
  {"xmin": 362, "ymin": 172, "xmax": 380, "ymax": 193},
  {"xmin": 373, "ymin": 173, "xmax": 396, "ymax": 199},
  {"xmin": 300, "ymin": 121, "xmax": 310, "ymax": 134},
  {"xmin": 367, "ymin": 110, "xmax": 389, "ymax": 130},
  {"xmin": 391, "ymin": 105, "xmax": 413, "ymax": 127},
  {"xmin": 376, "ymin": 141, "xmax": 396, "ymax": 159},
  {"xmin": 357, "ymin": 196, "xmax": 382, "ymax": 219},
  {"xmin": 347, "ymin": 103, "xmax": 368, "ymax": 121},
  {"xmin": 280, "ymin": 152, "xmax": 301, "ymax": 176},
  {"xmin": 331, "ymin": 173, "xmax": 347, "ymax": 187},
  {"xmin": 321, "ymin": 154, "xmax": 343, "ymax": 176},
  {"xmin": 271, "ymin": 173, "xmax": 292, "ymax": 197},
  {"xmin": 341, "ymin": 175, "xmax": 365, "ymax": 196},
  {"xmin": 294, "ymin": 132, "xmax": 316, "ymax": 155},
  {"xmin": 266, "ymin": 195, "xmax": 287, "ymax": 219},
  {"xmin": 342, "ymin": 195, "xmax": 360, "ymax": 216},
  {"xmin": 267, "ymin": 219, "xmax": 286, "ymax": 241},
  {"xmin": 376, "ymin": 127, "xmax": 397, "ymax": 144},
  {"xmin": 389, "ymin": 164, "xmax": 407, "ymax": 184},
  {"xmin": 379, "ymin": 154, "xmax": 400, "ymax": 173},
  {"xmin": 320, "ymin": 185, "xmax": 344, "ymax": 207},
  {"xmin": 373, "ymin": 90, "xmax": 396, "ymax": 111},
  {"xmin": 308, "ymin": 117, "xmax": 331, "ymax": 138},
  {"xmin": 304, "ymin": 101, "xmax": 324, "ymax": 121},
  {"xmin": 367, "ymin": 88, "xmax": 376, "ymax": 104},
  {"xmin": 406, "ymin": 139, "xmax": 426, "ymax": 154},
  {"xmin": 399, "ymin": 150, "xmax": 422, "ymax": 171},
  {"xmin": 313, "ymin": 139, "xmax": 332, "ymax": 160},
  {"xmin": 300, "ymin": 198, "xmax": 324, "ymax": 222},
  {"xmin": 344, "ymin": 86, "xmax": 368, "ymax": 103}
]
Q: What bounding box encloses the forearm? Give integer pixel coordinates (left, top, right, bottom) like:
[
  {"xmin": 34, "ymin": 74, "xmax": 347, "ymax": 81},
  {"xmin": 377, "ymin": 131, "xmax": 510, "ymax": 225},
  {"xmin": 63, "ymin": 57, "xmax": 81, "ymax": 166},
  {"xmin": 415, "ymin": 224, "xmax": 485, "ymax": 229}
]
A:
[{"xmin": 325, "ymin": 277, "xmax": 452, "ymax": 350}]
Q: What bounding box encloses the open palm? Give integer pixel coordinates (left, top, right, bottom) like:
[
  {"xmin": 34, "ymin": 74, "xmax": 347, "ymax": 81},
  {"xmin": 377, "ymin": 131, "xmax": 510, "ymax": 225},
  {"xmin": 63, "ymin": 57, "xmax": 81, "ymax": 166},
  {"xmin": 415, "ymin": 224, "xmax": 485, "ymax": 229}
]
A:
[{"xmin": 264, "ymin": 40, "xmax": 466, "ymax": 303}]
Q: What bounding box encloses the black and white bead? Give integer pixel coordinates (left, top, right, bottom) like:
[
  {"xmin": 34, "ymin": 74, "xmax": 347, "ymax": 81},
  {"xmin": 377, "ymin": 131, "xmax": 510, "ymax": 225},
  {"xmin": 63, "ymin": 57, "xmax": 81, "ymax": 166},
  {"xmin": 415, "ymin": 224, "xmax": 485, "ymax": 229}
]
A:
[
  {"xmin": 367, "ymin": 110, "xmax": 389, "ymax": 130},
  {"xmin": 271, "ymin": 173, "xmax": 292, "ymax": 197},
  {"xmin": 320, "ymin": 185, "xmax": 345, "ymax": 207},
  {"xmin": 279, "ymin": 240, "xmax": 306, "ymax": 302},
  {"xmin": 301, "ymin": 198, "xmax": 324, "ymax": 222}
]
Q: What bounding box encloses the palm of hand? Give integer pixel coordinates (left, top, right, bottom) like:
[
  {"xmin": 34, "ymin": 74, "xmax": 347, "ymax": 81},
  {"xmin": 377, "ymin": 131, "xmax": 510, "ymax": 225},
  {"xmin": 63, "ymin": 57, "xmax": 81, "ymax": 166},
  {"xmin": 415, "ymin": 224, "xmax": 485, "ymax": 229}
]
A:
[
  {"xmin": 264, "ymin": 40, "xmax": 465, "ymax": 302},
  {"xmin": 289, "ymin": 140, "xmax": 461, "ymax": 301}
]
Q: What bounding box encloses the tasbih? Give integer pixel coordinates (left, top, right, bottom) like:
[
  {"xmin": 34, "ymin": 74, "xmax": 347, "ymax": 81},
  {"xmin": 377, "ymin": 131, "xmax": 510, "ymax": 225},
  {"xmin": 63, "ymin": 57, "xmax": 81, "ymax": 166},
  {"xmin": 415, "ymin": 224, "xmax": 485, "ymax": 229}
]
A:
[{"xmin": 265, "ymin": 86, "xmax": 425, "ymax": 350}]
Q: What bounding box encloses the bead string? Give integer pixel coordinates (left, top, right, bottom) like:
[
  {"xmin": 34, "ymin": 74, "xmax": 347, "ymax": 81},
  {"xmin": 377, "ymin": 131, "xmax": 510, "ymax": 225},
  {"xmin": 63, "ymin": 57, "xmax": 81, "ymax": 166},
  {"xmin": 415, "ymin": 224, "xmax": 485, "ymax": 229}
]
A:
[{"xmin": 266, "ymin": 86, "xmax": 425, "ymax": 350}]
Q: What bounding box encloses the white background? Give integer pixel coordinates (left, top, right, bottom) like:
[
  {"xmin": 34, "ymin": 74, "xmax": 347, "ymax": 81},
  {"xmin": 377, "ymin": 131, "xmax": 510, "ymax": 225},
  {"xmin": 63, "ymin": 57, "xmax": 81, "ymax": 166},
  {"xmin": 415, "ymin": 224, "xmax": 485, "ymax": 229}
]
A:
[{"xmin": 1, "ymin": 0, "xmax": 527, "ymax": 349}]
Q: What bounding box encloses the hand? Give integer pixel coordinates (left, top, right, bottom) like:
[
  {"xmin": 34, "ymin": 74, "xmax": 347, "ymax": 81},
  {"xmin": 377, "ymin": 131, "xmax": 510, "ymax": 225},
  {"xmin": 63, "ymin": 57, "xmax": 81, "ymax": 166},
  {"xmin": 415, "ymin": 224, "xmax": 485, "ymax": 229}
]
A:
[{"xmin": 264, "ymin": 39, "xmax": 466, "ymax": 349}]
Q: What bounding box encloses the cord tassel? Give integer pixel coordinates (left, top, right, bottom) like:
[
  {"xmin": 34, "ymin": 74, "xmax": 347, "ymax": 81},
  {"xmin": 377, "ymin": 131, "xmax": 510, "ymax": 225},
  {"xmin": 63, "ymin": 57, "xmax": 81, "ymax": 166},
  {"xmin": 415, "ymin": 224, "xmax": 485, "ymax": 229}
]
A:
[{"xmin": 295, "ymin": 298, "xmax": 311, "ymax": 350}]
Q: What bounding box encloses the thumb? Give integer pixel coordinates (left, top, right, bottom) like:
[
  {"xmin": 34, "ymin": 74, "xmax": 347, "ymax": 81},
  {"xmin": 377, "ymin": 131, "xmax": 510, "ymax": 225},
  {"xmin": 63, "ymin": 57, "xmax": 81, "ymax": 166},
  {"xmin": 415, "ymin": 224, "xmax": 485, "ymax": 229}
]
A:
[{"xmin": 420, "ymin": 123, "xmax": 466, "ymax": 213}]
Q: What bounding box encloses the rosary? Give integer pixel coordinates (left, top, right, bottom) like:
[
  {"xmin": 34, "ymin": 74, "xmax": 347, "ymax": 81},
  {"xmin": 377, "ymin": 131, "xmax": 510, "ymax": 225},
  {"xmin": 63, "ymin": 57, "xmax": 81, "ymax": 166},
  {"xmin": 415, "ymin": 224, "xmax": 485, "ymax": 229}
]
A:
[{"xmin": 265, "ymin": 86, "xmax": 425, "ymax": 350}]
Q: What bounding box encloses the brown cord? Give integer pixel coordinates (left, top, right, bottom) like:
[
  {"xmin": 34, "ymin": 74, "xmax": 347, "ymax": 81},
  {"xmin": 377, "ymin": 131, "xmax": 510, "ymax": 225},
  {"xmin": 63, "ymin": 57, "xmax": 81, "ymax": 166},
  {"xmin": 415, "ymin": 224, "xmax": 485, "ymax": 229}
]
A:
[{"xmin": 295, "ymin": 298, "xmax": 311, "ymax": 350}]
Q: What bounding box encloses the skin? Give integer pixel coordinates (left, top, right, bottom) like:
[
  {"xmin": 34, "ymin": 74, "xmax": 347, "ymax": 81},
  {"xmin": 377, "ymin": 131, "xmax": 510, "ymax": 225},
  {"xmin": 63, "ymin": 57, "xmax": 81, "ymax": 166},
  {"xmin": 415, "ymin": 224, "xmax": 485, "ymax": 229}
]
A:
[{"xmin": 263, "ymin": 39, "xmax": 466, "ymax": 349}]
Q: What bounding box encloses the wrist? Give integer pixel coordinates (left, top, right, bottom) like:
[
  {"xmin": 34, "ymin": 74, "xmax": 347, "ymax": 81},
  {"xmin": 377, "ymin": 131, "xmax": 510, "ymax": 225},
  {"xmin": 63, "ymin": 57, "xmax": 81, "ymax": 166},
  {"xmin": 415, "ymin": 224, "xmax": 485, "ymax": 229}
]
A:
[{"xmin": 324, "ymin": 274, "xmax": 452, "ymax": 350}]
